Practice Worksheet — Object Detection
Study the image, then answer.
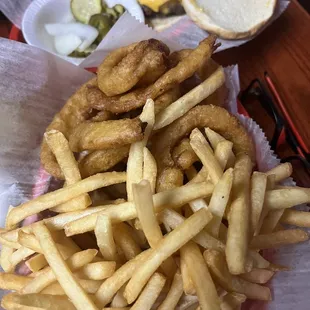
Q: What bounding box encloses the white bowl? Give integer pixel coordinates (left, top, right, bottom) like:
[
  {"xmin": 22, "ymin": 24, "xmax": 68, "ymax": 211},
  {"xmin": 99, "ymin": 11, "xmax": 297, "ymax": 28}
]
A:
[{"xmin": 22, "ymin": 0, "xmax": 145, "ymax": 66}]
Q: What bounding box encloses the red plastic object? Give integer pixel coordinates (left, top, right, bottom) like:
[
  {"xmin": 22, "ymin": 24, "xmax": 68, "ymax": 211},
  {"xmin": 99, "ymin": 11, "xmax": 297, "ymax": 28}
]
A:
[{"xmin": 9, "ymin": 25, "xmax": 24, "ymax": 42}]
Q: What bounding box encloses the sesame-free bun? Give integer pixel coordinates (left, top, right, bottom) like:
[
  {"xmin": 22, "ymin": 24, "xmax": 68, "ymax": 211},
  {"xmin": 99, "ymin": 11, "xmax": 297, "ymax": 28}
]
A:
[{"xmin": 183, "ymin": 0, "xmax": 277, "ymax": 40}]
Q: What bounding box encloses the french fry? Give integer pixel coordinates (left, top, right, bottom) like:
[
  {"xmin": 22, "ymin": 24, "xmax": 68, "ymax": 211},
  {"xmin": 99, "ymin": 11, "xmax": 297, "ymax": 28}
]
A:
[
  {"xmin": 95, "ymin": 249, "xmax": 152, "ymax": 307},
  {"xmin": 131, "ymin": 273, "xmax": 166, "ymax": 310},
  {"xmin": 180, "ymin": 255, "xmax": 196, "ymax": 295},
  {"xmin": 31, "ymin": 222, "xmax": 98, "ymax": 310},
  {"xmin": 44, "ymin": 130, "xmax": 91, "ymax": 213},
  {"xmin": 181, "ymin": 241, "xmax": 220, "ymax": 310},
  {"xmin": 220, "ymin": 292, "xmax": 246, "ymax": 310},
  {"xmin": 240, "ymin": 269, "xmax": 275, "ymax": 284},
  {"xmin": 214, "ymin": 140, "xmax": 234, "ymax": 170},
  {"xmin": 157, "ymin": 270, "xmax": 183, "ymax": 310},
  {"xmin": 205, "ymin": 128, "xmax": 235, "ymax": 168},
  {"xmin": 190, "ymin": 128, "xmax": 223, "ymax": 184},
  {"xmin": 127, "ymin": 99, "xmax": 155, "ymax": 201},
  {"xmin": 260, "ymin": 209, "xmax": 285, "ymax": 234},
  {"xmin": 124, "ymin": 208, "xmax": 212, "ymax": 304},
  {"xmin": 250, "ymin": 229, "xmax": 309, "ymax": 249},
  {"xmin": 207, "ymin": 168, "xmax": 233, "ymax": 237},
  {"xmin": 6, "ymin": 172, "xmax": 127, "ymax": 229},
  {"xmin": 0, "ymin": 235, "xmax": 21, "ymax": 249},
  {"xmin": 0, "ymin": 273, "xmax": 31, "ymax": 291},
  {"xmin": 114, "ymin": 223, "xmax": 142, "ymax": 260},
  {"xmin": 9, "ymin": 247, "xmax": 35, "ymax": 269},
  {"xmin": 154, "ymin": 66, "xmax": 225, "ymax": 130},
  {"xmin": 65, "ymin": 181, "xmax": 214, "ymax": 236},
  {"xmin": 143, "ymin": 147, "xmax": 157, "ymax": 194},
  {"xmin": 42, "ymin": 279, "xmax": 102, "ymax": 295},
  {"xmin": 226, "ymin": 154, "xmax": 252, "ymax": 275},
  {"xmin": 110, "ymin": 285, "xmax": 128, "ymax": 308},
  {"xmin": 0, "ymin": 246, "xmax": 14, "ymax": 272},
  {"xmin": 265, "ymin": 187, "xmax": 310, "ymax": 210},
  {"xmin": 95, "ymin": 214, "xmax": 117, "ymax": 261},
  {"xmin": 76, "ymin": 261, "xmax": 116, "ymax": 280},
  {"xmin": 21, "ymin": 249, "xmax": 97, "ymax": 294},
  {"xmin": 204, "ymin": 249, "xmax": 271, "ymax": 301},
  {"xmin": 250, "ymin": 172, "xmax": 267, "ymax": 236},
  {"xmin": 172, "ymin": 138, "xmax": 199, "ymax": 170},
  {"xmin": 266, "ymin": 163, "xmax": 293, "ymax": 183},
  {"xmin": 26, "ymin": 253, "xmax": 49, "ymax": 272},
  {"xmin": 280, "ymin": 209, "xmax": 310, "ymax": 227},
  {"xmin": 1, "ymin": 293, "xmax": 75, "ymax": 310}
]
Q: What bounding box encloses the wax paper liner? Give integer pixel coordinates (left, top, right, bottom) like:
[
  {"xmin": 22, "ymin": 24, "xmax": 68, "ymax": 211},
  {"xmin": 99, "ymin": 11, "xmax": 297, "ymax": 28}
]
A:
[
  {"xmin": 0, "ymin": 0, "xmax": 290, "ymax": 59},
  {"xmin": 0, "ymin": 36, "xmax": 309, "ymax": 310}
]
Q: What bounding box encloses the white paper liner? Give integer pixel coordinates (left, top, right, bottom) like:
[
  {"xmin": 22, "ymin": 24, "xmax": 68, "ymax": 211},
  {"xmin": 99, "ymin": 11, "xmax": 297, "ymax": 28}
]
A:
[{"xmin": 0, "ymin": 24, "xmax": 309, "ymax": 310}]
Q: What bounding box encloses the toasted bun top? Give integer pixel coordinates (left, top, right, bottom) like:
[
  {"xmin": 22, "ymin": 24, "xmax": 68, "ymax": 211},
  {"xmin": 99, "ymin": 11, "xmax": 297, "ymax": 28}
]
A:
[{"xmin": 183, "ymin": 0, "xmax": 277, "ymax": 40}]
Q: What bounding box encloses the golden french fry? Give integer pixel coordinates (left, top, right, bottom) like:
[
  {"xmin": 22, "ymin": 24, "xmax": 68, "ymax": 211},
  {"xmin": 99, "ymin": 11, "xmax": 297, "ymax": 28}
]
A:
[
  {"xmin": 250, "ymin": 229, "xmax": 309, "ymax": 250},
  {"xmin": 172, "ymin": 138, "xmax": 198, "ymax": 170},
  {"xmin": 250, "ymin": 172, "xmax": 267, "ymax": 236},
  {"xmin": 190, "ymin": 128, "xmax": 223, "ymax": 184},
  {"xmin": 260, "ymin": 209, "xmax": 285, "ymax": 234},
  {"xmin": 143, "ymin": 147, "xmax": 157, "ymax": 194},
  {"xmin": 158, "ymin": 270, "xmax": 183, "ymax": 310},
  {"xmin": 10, "ymin": 247, "xmax": 35, "ymax": 269},
  {"xmin": 95, "ymin": 249, "xmax": 152, "ymax": 307},
  {"xmin": 127, "ymin": 99, "xmax": 155, "ymax": 201},
  {"xmin": 1, "ymin": 293, "xmax": 75, "ymax": 310},
  {"xmin": 248, "ymin": 251, "xmax": 270, "ymax": 269},
  {"xmin": 42, "ymin": 279, "xmax": 102, "ymax": 295},
  {"xmin": 124, "ymin": 208, "xmax": 212, "ymax": 304},
  {"xmin": 205, "ymin": 128, "xmax": 235, "ymax": 168},
  {"xmin": 240, "ymin": 269, "xmax": 275, "ymax": 284},
  {"xmin": 45, "ymin": 130, "xmax": 91, "ymax": 213},
  {"xmin": 281, "ymin": 209, "xmax": 310, "ymax": 227},
  {"xmin": 6, "ymin": 172, "xmax": 126, "ymax": 229},
  {"xmin": 180, "ymin": 255, "xmax": 196, "ymax": 295},
  {"xmin": 26, "ymin": 254, "xmax": 49, "ymax": 272},
  {"xmin": 77, "ymin": 261, "xmax": 116, "ymax": 280},
  {"xmin": 131, "ymin": 273, "xmax": 166, "ymax": 310},
  {"xmin": 181, "ymin": 241, "xmax": 220, "ymax": 310},
  {"xmin": 0, "ymin": 273, "xmax": 31, "ymax": 291},
  {"xmin": 31, "ymin": 222, "xmax": 98, "ymax": 310},
  {"xmin": 265, "ymin": 187, "xmax": 310, "ymax": 210},
  {"xmin": 114, "ymin": 223, "xmax": 142, "ymax": 261},
  {"xmin": 214, "ymin": 140, "xmax": 234, "ymax": 170},
  {"xmin": 207, "ymin": 168, "xmax": 233, "ymax": 237},
  {"xmin": 220, "ymin": 292, "xmax": 246, "ymax": 310},
  {"xmin": 65, "ymin": 181, "xmax": 214, "ymax": 236},
  {"xmin": 95, "ymin": 214, "xmax": 117, "ymax": 261},
  {"xmin": 0, "ymin": 246, "xmax": 14, "ymax": 272},
  {"xmin": 204, "ymin": 249, "xmax": 271, "ymax": 301},
  {"xmin": 111, "ymin": 285, "xmax": 128, "ymax": 308},
  {"xmin": 133, "ymin": 180, "xmax": 163, "ymax": 248},
  {"xmin": 226, "ymin": 154, "xmax": 252, "ymax": 275},
  {"xmin": 0, "ymin": 235, "xmax": 20, "ymax": 249},
  {"xmin": 154, "ymin": 67, "xmax": 225, "ymax": 130},
  {"xmin": 266, "ymin": 163, "xmax": 293, "ymax": 183},
  {"xmin": 21, "ymin": 249, "xmax": 97, "ymax": 294}
]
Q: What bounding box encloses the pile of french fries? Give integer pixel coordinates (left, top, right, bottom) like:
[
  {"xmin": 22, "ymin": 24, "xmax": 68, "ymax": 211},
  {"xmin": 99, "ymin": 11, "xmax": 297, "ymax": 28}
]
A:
[{"xmin": 1, "ymin": 99, "xmax": 310, "ymax": 310}]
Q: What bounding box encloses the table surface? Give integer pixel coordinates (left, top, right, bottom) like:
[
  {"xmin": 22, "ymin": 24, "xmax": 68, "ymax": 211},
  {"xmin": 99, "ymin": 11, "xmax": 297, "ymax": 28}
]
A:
[{"xmin": 1, "ymin": 0, "xmax": 309, "ymax": 185}]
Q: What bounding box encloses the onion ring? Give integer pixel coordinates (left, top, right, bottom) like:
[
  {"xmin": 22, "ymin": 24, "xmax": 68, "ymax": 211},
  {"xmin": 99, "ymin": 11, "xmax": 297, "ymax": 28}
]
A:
[
  {"xmin": 79, "ymin": 146, "xmax": 129, "ymax": 178},
  {"xmin": 153, "ymin": 105, "xmax": 255, "ymax": 190},
  {"xmin": 69, "ymin": 118, "xmax": 144, "ymax": 152},
  {"xmin": 172, "ymin": 138, "xmax": 198, "ymax": 170},
  {"xmin": 97, "ymin": 39, "xmax": 170, "ymax": 96},
  {"xmin": 91, "ymin": 35, "xmax": 218, "ymax": 114},
  {"xmin": 40, "ymin": 78, "xmax": 98, "ymax": 179}
]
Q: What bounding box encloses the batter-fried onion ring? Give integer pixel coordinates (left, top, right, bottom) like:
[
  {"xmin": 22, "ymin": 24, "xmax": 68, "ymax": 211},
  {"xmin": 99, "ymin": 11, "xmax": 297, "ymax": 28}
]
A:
[
  {"xmin": 153, "ymin": 105, "xmax": 256, "ymax": 191},
  {"xmin": 97, "ymin": 39, "xmax": 170, "ymax": 96},
  {"xmin": 40, "ymin": 78, "xmax": 98, "ymax": 179},
  {"xmin": 91, "ymin": 35, "xmax": 218, "ymax": 114}
]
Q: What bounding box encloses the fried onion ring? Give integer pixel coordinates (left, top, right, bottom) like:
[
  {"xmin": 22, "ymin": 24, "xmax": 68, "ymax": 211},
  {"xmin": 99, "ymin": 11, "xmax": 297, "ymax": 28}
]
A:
[
  {"xmin": 69, "ymin": 118, "xmax": 144, "ymax": 152},
  {"xmin": 97, "ymin": 39, "xmax": 170, "ymax": 96},
  {"xmin": 79, "ymin": 146, "xmax": 129, "ymax": 178},
  {"xmin": 40, "ymin": 78, "xmax": 98, "ymax": 179},
  {"xmin": 153, "ymin": 105, "xmax": 255, "ymax": 190},
  {"xmin": 91, "ymin": 35, "xmax": 218, "ymax": 114}
]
